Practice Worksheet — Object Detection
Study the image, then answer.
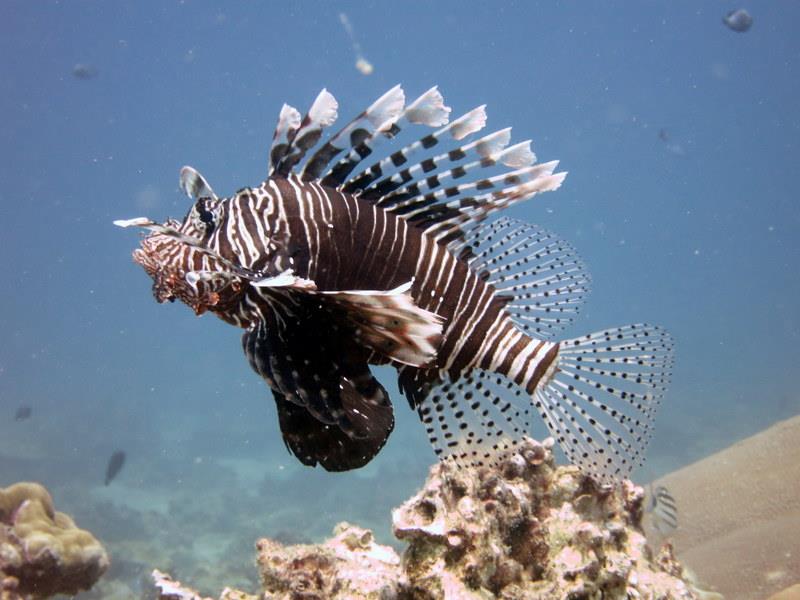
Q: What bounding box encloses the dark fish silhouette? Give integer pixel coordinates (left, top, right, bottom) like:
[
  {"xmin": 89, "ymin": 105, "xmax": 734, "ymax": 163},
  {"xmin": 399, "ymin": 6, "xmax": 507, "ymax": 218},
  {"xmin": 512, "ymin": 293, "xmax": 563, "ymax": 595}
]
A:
[
  {"xmin": 14, "ymin": 406, "xmax": 32, "ymax": 421},
  {"xmin": 116, "ymin": 85, "xmax": 674, "ymax": 484},
  {"xmin": 72, "ymin": 63, "xmax": 98, "ymax": 80},
  {"xmin": 104, "ymin": 450, "xmax": 126, "ymax": 485},
  {"xmin": 723, "ymin": 9, "xmax": 753, "ymax": 33}
]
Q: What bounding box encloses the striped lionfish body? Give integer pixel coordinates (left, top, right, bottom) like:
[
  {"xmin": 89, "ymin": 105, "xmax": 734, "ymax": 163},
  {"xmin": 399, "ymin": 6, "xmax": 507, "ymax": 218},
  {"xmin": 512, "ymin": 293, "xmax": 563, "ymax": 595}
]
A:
[{"xmin": 117, "ymin": 86, "xmax": 674, "ymax": 484}]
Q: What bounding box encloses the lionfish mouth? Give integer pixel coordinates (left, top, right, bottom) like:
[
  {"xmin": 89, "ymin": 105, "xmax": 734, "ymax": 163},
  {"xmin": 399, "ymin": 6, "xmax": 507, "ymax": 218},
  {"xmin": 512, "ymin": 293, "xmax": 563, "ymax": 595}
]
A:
[{"xmin": 116, "ymin": 217, "xmax": 248, "ymax": 315}]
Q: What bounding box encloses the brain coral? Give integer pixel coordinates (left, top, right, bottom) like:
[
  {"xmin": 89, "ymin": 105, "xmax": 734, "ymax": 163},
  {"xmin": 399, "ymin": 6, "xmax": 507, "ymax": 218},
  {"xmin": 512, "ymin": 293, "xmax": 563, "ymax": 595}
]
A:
[{"xmin": 0, "ymin": 481, "xmax": 109, "ymax": 598}]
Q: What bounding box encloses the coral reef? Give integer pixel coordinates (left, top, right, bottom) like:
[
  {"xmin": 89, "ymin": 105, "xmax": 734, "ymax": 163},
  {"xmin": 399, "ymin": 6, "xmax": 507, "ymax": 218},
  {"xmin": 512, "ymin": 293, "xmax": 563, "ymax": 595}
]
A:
[
  {"xmin": 257, "ymin": 522, "xmax": 400, "ymax": 599},
  {"xmin": 153, "ymin": 437, "xmax": 696, "ymax": 599},
  {"xmin": 391, "ymin": 437, "xmax": 693, "ymax": 599},
  {"xmin": 0, "ymin": 481, "xmax": 109, "ymax": 599},
  {"xmin": 648, "ymin": 415, "xmax": 800, "ymax": 600}
]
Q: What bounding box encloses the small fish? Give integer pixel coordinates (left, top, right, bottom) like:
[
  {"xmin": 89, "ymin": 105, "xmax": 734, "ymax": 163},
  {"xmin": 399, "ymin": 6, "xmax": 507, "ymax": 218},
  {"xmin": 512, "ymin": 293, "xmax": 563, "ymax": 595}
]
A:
[
  {"xmin": 72, "ymin": 63, "xmax": 98, "ymax": 80},
  {"xmin": 14, "ymin": 405, "xmax": 32, "ymax": 421},
  {"xmin": 116, "ymin": 85, "xmax": 674, "ymax": 484},
  {"xmin": 646, "ymin": 484, "xmax": 678, "ymax": 534},
  {"xmin": 723, "ymin": 9, "xmax": 753, "ymax": 33},
  {"xmin": 104, "ymin": 450, "xmax": 126, "ymax": 486}
]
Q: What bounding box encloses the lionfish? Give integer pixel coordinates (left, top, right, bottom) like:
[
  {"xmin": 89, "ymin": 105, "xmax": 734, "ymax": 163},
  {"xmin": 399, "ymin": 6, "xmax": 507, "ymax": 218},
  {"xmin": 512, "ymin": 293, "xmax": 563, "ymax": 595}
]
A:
[{"xmin": 116, "ymin": 86, "xmax": 673, "ymax": 484}]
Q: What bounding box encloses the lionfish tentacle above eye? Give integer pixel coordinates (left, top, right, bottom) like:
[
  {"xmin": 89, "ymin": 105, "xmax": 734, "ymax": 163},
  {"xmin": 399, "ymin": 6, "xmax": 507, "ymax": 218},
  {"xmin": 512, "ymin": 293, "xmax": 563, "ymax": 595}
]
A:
[{"xmin": 180, "ymin": 166, "xmax": 218, "ymax": 200}]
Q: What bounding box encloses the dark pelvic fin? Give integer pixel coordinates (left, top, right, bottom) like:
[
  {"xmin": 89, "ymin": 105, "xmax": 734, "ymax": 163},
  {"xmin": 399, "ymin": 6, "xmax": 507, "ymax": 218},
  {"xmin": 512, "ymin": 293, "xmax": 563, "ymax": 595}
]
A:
[
  {"xmin": 242, "ymin": 295, "xmax": 394, "ymax": 471},
  {"xmin": 272, "ymin": 389, "xmax": 394, "ymax": 472}
]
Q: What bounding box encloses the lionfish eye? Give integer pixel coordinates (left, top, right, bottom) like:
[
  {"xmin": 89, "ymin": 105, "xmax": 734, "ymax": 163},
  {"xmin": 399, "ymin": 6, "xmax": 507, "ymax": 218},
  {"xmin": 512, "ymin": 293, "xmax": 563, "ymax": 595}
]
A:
[{"xmin": 194, "ymin": 198, "xmax": 216, "ymax": 232}]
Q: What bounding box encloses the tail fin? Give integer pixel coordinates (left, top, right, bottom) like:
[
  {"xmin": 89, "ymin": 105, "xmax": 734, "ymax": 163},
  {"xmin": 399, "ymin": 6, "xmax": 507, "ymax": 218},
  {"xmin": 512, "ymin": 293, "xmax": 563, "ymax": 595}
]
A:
[
  {"xmin": 535, "ymin": 324, "xmax": 674, "ymax": 484},
  {"xmin": 415, "ymin": 324, "xmax": 673, "ymax": 485}
]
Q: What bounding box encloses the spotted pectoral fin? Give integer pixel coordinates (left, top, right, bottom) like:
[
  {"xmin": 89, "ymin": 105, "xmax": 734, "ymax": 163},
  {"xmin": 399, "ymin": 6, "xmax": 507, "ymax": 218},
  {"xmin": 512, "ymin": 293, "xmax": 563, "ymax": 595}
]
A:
[{"xmin": 242, "ymin": 305, "xmax": 394, "ymax": 471}]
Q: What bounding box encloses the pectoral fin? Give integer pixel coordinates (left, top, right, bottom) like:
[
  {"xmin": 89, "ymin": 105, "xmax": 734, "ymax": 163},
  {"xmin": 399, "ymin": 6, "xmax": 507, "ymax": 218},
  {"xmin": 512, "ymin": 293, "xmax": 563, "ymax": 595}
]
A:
[{"xmin": 242, "ymin": 297, "xmax": 394, "ymax": 471}]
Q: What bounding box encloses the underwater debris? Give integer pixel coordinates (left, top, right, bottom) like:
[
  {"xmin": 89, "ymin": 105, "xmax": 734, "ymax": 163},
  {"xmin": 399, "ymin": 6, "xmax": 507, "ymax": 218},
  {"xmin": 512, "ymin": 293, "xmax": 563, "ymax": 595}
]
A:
[
  {"xmin": 0, "ymin": 482, "xmax": 109, "ymax": 598},
  {"xmin": 71, "ymin": 63, "xmax": 98, "ymax": 80},
  {"xmin": 13, "ymin": 406, "xmax": 31, "ymax": 422},
  {"xmin": 152, "ymin": 438, "xmax": 697, "ymax": 599},
  {"xmin": 723, "ymin": 9, "xmax": 753, "ymax": 33},
  {"xmin": 339, "ymin": 12, "xmax": 374, "ymax": 75},
  {"xmin": 104, "ymin": 450, "xmax": 126, "ymax": 486}
]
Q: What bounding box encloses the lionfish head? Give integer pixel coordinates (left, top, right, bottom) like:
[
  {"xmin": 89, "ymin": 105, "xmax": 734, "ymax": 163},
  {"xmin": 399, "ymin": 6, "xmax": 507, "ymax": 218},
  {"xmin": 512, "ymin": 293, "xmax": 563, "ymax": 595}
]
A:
[{"xmin": 117, "ymin": 177, "xmax": 246, "ymax": 316}]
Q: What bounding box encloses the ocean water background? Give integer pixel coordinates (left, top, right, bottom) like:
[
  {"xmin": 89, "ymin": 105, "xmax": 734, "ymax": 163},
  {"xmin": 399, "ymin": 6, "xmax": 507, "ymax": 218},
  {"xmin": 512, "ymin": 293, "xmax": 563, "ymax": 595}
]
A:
[{"xmin": 1, "ymin": 1, "xmax": 798, "ymax": 595}]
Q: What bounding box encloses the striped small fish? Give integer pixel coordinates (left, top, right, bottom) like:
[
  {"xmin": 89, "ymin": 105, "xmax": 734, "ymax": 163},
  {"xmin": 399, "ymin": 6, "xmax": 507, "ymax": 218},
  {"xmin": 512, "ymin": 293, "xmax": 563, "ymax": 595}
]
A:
[{"xmin": 116, "ymin": 86, "xmax": 674, "ymax": 484}]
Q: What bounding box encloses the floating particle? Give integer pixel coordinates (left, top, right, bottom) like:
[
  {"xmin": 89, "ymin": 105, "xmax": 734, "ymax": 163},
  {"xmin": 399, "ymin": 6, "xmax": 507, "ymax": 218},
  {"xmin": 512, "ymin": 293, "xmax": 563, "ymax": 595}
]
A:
[
  {"xmin": 339, "ymin": 13, "xmax": 373, "ymax": 75},
  {"xmin": 72, "ymin": 63, "xmax": 98, "ymax": 80},
  {"xmin": 14, "ymin": 405, "xmax": 32, "ymax": 421},
  {"xmin": 355, "ymin": 57, "xmax": 374, "ymax": 76},
  {"xmin": 658, "ymin": 128, "xmax": 687, "ymax": 157},
  {"xmin": 723, "ymin": 9, "xmax": 753, "ymax": 33}
]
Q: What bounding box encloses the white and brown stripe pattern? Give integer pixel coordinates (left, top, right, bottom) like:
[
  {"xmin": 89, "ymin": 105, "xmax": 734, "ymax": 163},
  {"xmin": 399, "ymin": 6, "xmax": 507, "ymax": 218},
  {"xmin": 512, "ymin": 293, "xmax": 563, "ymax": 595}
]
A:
[{"xmin": 118, "ymin": 84, "xmax": 674, "ymax": 483}]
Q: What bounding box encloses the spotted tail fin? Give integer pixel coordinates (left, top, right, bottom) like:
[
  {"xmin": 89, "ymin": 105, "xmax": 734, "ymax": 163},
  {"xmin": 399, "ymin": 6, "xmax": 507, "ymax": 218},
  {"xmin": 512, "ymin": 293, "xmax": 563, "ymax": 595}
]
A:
[
  {"xmin": 535, "ymin": 324, "xmax": 674, "ymax": 484},
  {"xmin": 415, "ymin": 324, "xmax": 673, "ymax": 485}
]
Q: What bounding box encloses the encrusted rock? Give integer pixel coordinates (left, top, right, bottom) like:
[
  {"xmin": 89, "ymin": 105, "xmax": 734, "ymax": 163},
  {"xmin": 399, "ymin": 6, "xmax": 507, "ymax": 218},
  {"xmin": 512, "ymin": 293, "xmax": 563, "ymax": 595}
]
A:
[
  {"xmin": 257, "ymin": 522, "xmax": 401, "ymax": 600},
  {"xmin": 391, "ymin": 438, "xmax": 696, "ymax": 599},
  {"xmin": 0, "ymin": 482, "xmax": 109, "ymax": 598},
  {"xmin": 153, "ymin": 438, "xmax": 697, "ymax": 599}
]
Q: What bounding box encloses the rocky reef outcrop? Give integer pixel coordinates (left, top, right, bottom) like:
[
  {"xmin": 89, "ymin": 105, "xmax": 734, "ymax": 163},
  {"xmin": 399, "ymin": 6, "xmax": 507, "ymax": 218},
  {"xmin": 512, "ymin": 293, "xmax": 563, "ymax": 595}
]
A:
[
  {"xmin": 0, "ymin": 481, "xmax": 109, "ymax": 599},
  {"xmin": 154, "ymin": 437, "xmax": 696, "ymax": 599}
]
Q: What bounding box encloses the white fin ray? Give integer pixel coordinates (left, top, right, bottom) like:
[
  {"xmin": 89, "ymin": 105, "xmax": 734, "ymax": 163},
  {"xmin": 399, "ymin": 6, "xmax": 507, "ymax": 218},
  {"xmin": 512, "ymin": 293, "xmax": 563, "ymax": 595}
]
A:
[
  {"xmin": 363, "ymin": 128, "xmax": 513, "ymax": 200},
  {"xmin": 427, "ymin": 172, "xmax": 567, "ymax": 242},
  {"xmin": 250, "ymin": 275, "xmax": 443, "ymax": 368},
  {"xmin": 274, "ymin": 89, "xmax": 340, "ymax": 176},
  {"xmin": 380, "ymin": 161, "xmax": 557, "ymax": 218},
  {"xmin": 300, "ymin": 85, "xmax": 406, "ymax": 181},
  {"xmin": 404, "ymin": 86, "xmax": 451, "ymax": 126},
  {"xmin": 268, "ymin": 104, "xmax": 302, "ymax": 174}
]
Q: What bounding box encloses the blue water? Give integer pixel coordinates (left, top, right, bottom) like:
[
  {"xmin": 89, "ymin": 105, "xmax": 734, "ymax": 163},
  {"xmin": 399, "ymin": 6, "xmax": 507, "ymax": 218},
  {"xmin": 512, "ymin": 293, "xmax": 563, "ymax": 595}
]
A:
[{"xmin": 1, "ymin": 2, "xmax": 798, "ymax": 595}]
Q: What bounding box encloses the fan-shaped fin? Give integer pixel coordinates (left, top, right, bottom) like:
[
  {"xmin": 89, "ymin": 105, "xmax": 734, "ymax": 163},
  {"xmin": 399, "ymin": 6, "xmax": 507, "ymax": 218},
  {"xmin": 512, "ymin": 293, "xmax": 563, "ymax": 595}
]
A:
[
  {"xmin": 536, "ymin": 324, "xmax": 674, "ymax": 484},
  {"xmin": 458, "ymin": 218, "xmax": 590, "ymax": 339}
]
